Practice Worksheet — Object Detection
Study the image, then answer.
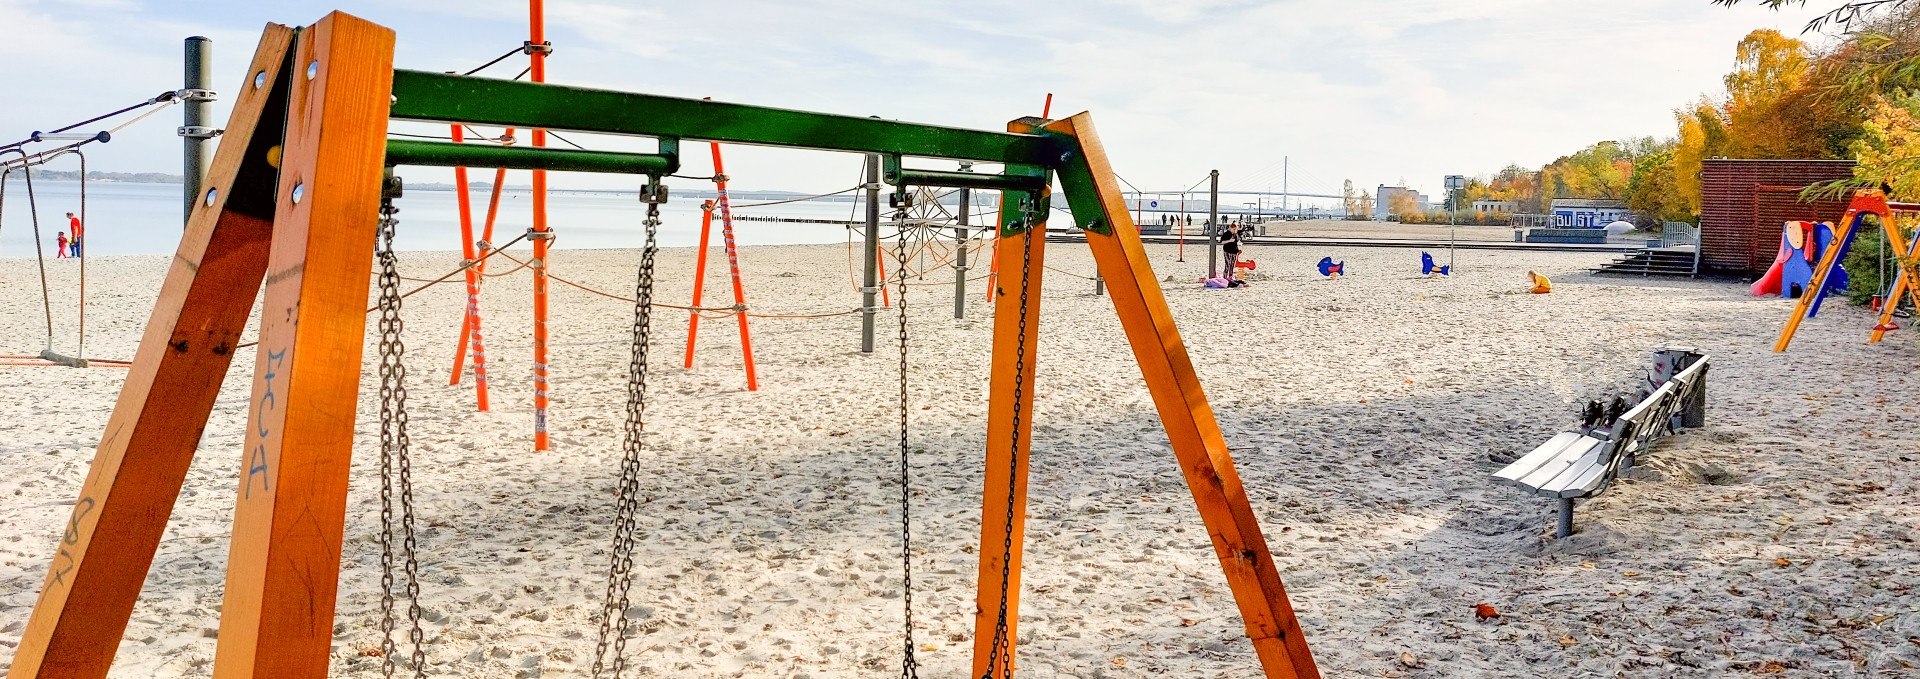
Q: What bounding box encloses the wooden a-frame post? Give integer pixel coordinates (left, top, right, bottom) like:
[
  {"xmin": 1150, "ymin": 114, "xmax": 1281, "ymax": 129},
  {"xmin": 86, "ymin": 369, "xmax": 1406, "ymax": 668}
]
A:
[
  {"xmin": 1775, "ymin": 190, "xmax": 1920, "ymax": 352},
  {"xmin": 4, "ymin": 24, "xmax": 297, "ymax": 679},
  {"xmin": 971, "ymin": 113, "xmax": 1321, "ymax": 678}
]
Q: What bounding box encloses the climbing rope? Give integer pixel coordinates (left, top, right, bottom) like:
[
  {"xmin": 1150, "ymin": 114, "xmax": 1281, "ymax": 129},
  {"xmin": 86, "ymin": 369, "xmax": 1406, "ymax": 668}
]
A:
[
  {"xmin": 982, "ymin": 196, "xmax": 1037, "ymax": 679},
  {"xmin": 592, "ymin": 177, "xmax": 663, "ymax": 679},
  {"xmin": 373, "ymin": 178, "xmax": 426, "ymax": 679}
]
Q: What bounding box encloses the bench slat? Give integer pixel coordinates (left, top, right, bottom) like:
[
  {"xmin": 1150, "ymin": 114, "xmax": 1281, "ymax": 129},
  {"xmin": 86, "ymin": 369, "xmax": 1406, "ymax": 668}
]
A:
[
  {"xmin": 1550, "ymin": 444, "xmax": 1617, "ymax": 498},
  {"xmin": 1492, "ymin": 432, "xmax": 1583, "ymax": 488},
  {"xmin": 1513, "ymin": 435, "xmax": 1604, "ymax": 493}
]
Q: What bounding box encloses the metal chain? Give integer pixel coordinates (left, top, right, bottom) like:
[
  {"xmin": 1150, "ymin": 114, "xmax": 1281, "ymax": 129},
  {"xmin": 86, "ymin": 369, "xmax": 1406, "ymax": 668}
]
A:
[
  {"xmin": 593, "ymin": 180, "xmax": 662, "ymax": 679},
  {"xmin": 375, "ymin": 182, "xmax": 426, "ymax": 678},
  {"xmin": 894, "ymin": 199, "xmax": 920, "ymax": 679},
  {"xmin": 983, "ymin": 195, "xmax": 1036, "ymax": 679}
]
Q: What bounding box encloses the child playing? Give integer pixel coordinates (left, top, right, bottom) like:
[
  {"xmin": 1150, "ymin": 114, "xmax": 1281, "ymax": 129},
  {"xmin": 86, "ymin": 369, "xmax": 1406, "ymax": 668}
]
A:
[{"xmin": 55, "ymin": 232, "xmax": 69, "ymax": 258}]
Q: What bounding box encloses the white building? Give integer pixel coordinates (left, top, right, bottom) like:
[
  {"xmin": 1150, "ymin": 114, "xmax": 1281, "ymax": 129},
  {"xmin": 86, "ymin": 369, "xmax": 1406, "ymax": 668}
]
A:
[
  {"xmin": 1549, "ymin": 198, "xmax": 1630, "ymax": 228},
  {"xmin": 1472, "ymin": 200, "xmax": 1518, "ymax": 213}
]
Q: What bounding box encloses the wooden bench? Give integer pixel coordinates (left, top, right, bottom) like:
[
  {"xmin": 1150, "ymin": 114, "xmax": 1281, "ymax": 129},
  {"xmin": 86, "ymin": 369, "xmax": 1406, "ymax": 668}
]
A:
[{"xmin": 1493, "ymin": 348, "xmax": 1709, "ymax": 537}]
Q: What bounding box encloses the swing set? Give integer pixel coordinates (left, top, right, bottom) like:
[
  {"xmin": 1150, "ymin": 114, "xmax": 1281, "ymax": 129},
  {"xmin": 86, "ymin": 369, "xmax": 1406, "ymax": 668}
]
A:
[
  {"xmin": 6, "ymin": 12, "xmax": 1318, "ymax": 678},
  {"xmin": 1772, "ymin": 189, "xmax": 1920, "ymax": 352},
  {"xmin": 0, "ymin": 143, "xmax": 130, "ymax": 369}
]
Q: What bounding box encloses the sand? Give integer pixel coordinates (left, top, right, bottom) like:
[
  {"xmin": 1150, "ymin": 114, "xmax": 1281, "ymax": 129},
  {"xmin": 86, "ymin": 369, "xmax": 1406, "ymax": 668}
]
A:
[{"xmin": 2, "ymin": 235, "xmax": 1918, "ymax": 677}]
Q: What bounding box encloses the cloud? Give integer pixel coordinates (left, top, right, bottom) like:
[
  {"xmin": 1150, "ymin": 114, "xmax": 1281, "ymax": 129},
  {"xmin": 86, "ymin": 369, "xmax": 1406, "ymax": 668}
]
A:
[{"xmin": 0, "ymin": 0, "xmax": 1838, "ymax": 201}]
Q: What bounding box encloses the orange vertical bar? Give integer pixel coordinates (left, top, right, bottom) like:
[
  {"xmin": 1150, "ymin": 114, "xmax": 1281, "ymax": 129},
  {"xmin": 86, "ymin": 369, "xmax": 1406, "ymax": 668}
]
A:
[
  {"xmin": 528, "ymin": 0, "xmax": 552, "ymax": 450},
  {"xmin": 710, "ymin": 142, "xmax": 759, "ymax": 390},
  {"xmin": 211, "ymin": 12, "xmax": 395, "ymax": 678},
  {"xmin": 5, "ymin": 25, "xmax": 293, "ymax": 679},
  {"xmin": 684, "ymin": 201, "xmax": 715, "ymax": 368},
  {"xmin": 465, "ymin": 160, "xmax": 508, "ymax": 411},
  {"xmin": 878, "ymin": 241, "xmax": 892, "ymax": 308},
  {"xmin": 448, "ymin": 126, "xmax": 474, "ymax": 372},
  {"xmin": 1045, "ymin": 112, "xmax": 1318, "ymax": 679},
  {"xmin": 970, "ymin": 120, "xmax": 1049, "ymax": 679}
]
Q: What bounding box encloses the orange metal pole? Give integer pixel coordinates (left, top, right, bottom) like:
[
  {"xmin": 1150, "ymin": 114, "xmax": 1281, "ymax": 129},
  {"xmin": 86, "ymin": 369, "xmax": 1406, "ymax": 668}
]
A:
[
  {"xmin": 449, "ymin": 123, "xmax": 474, "ymax": 385},
  {"xmin": 444, "ymin": 125, "xmax": 494, "ymax": 405},
  {"xmin": 528, "ymin": 0, "xmax": 552, "ymax": 450},
  {"xmin": 878, "ymin": 240, "xmax": 892, "ymax": 308},
  {"xmin": 684, "ymin": 201, "xmax": 715, "ymax": 368},
  {"xmin": 710, "ymin": 142, "xmax": 760, "ymax": 390}
]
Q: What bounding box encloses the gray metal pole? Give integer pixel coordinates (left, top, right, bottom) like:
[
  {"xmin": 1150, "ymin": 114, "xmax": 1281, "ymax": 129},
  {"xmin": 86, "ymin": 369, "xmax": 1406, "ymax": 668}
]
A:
[
  {"xmin": 861, "ymin": 155, "xmax": 881, "ymax": 353},
  {"xmin": 954, "ymin": 162, "xmax": 972, "ymax": 320},
  {"xmin": 181, "ymin": 36, "xmax": 214, "ymax": 226},
  {"xmin": 1208, "ymin": 169, "xmax": 1220, "ymax": 278},
  {"xmin": 1556, "ymin": 499, "xmax": 1575, "ymax": 539}
]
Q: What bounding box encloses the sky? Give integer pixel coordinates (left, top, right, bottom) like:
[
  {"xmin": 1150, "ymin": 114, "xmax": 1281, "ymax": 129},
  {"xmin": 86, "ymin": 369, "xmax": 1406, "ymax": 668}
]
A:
[{"xmin": 0, "ymin": 0, "xmax": 1837, "ymax": 205}]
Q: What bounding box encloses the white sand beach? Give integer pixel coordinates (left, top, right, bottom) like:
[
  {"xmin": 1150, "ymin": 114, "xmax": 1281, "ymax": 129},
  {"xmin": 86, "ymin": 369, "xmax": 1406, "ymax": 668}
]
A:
[{"xmin": 2, "ymin": 237, "xmax": 1918, "ymax": 677}]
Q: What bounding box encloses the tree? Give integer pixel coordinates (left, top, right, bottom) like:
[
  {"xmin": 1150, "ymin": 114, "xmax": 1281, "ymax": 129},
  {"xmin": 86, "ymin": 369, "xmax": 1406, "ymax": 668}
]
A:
[
  {"xmin": 1387, "ymin": 191, "xmax": 1418, "ymax": 220},
  {"xmin": 1723, "ymin": 30, "xmax": 1820, "ymax": 157},
  {"xmin": 1625, "ymin": 147, "xmax": 1693, "ymax": 224},
  {"xmin": 1342, "ymin": 179, "xmax": 1361, "ymax": 218},
  {"xmin": 1710, "ymin": 0, "xmax": 1918, "ymax": 34},
  {"xmin": 1357, "ymin": 190, "xmax": 1374, "ymax": 220}
]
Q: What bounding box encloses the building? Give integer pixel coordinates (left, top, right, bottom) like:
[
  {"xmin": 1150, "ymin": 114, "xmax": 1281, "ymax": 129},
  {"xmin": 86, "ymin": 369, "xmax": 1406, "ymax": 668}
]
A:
[
  {"xmin": 1549, "ymin": 199, "xmax": 1630, "ymax": 228},
  {"xmin": 1374, "ymin": 185, "xmax": 1431, "ymax": 221},
  {"xmin": 1472, "ymin": 200, "xmax": 1518, "ymax": 214},
  {"xmin": 1698, "ymin": 158, "xmax": 1857, "ymax": 273}
]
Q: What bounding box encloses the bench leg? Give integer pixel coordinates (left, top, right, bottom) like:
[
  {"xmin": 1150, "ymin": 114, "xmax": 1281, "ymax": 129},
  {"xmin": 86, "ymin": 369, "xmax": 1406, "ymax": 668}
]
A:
[{"xmin": 1556, "ymin": 498, "xmax": 1575, "ymax": 538}]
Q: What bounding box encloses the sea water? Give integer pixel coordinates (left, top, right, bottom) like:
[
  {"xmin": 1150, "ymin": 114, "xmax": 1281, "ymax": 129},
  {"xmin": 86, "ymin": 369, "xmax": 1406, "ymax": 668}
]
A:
[{"xmin": 0, "ymin": 180, "xmax": 897, "ymax": 258}]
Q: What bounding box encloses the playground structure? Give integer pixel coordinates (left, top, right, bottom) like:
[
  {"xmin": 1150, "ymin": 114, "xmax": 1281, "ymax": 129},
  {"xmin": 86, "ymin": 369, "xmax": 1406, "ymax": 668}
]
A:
[
  {"xmin": 1421, "ymin": 251, "xmax": 1450, "ymax": 277},
  {"xmin": 1772, "ymin": 190, "xmax": 1920, "ymax": 352},
  {"xmin": 1316, "ymin": 256, "xmax": 1344, "ymax": 278},
  {"xmin": 1751, "ymin": 220, "xmax": 1850, "ymax": 299},
  {"xmin": 5, "ymin": 11, "xmax": 1319, "ymax": 679},
  {"xmin": 1, "ymin": 88, "xmax": 192, "ymax": 369}
]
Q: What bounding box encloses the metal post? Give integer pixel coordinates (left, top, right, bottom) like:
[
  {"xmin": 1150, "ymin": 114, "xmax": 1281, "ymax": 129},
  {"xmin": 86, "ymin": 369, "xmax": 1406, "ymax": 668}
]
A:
[
  {"xmin": 1556, "ymin": 498, "xmax": 1575, "ymax": 538},
  {"xmin": 1177, "ymin": 191, "xmax": 1186, "ymax": 262},
  {"xmin": 1208, "ymin": 169, "xmax": 1220, "ymax": 279},
  {"xmin": 181, "ymin": 36, "xmax": 214, "ymax": 226},
  {"xmin": 861, "ymin": 154, "xmax": 880, "ymax": 352},
  {"xmin": 1281, "ymin": 156, "xmax": 1288, "ymax": 214},
  {"xmin": 955, "ymin": 162, "xmax": 972, "ymax": 320}
]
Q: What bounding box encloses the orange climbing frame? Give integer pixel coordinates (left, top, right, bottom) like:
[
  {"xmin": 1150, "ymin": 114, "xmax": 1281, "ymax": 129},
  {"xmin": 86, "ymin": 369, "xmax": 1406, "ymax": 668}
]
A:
[
  {"xmin": 528, "ymin": 0, "xmax": 553, "ymax": 450},
  {"xmin": 446, "ymin": 123, "xmax": 492, "ymax": 410},
  {"xmin": 683, "ymin": 141, "xmax": 759, "ymax": 390}
]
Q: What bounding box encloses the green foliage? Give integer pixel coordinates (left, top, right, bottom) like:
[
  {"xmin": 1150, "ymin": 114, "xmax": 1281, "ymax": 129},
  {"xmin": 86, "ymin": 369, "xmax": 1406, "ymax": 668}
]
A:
[{"xmin": 1839, "ymin": 213, "xmax": 1917, "ymax": 305}]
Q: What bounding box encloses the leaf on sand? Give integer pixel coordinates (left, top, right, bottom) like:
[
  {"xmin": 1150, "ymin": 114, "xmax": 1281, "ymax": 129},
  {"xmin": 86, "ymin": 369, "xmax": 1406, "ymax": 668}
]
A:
[
  {"xmin": 1111, "ymin": 657, "xmax": 1127, "ymax": 668},
  {"xmin": 1558, "ymin": 635, "xmax": 1577, "ymax": 647},
  {"xmin": 1775, "ymin": 557, "xmax": 1792, "ymax": 568},
  {"xmin": 1398, "ymin": 651, "xmax": 1425, "ymax": 668}
]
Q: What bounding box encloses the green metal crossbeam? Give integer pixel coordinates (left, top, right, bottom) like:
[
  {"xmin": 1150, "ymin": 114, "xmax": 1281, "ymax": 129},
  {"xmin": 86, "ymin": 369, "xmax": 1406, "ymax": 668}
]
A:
[
  {"xmin": 384, "ymin": 139, "xmax": 679, "ymax": 175},
  {"xmin": 882, "ymin": 156, "xmax": 1047, "ymax": 193},
  {"xmin": 389, "ymin": 70, "xmax": 1061, "ymax": 166}
]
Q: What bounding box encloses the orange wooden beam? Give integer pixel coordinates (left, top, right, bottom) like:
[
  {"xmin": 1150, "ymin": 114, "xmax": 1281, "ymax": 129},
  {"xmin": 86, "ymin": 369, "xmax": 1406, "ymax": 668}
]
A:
[
  {"xmin": 1044, "ymin": 112, "xmax": 1320, "ymax": 679},
  {"xmin": 969, "ymin": 119, "xmax": 1052, "ymax": 679},
  {"xmin": 4, "ymin": 25, "xmax": 296, "ymax": 679},
  {"xmin": 209, "ymin": 12, "xmax": 395, "ymax": 679}
]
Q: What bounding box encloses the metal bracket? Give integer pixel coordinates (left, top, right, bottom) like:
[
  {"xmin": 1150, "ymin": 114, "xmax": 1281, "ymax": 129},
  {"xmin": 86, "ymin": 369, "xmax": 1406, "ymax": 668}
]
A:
[
  {"xmin": 1001, "ymin": 193, "xmax": 1047, "ymax": 237},
  {"xmin": 177, "ymin": 126, "xmax": 223, "ymax": 140},
  {"xmin": 1079, "ymin": 216, "xmax": 1111, "ymax": 236},
  {"xmin": 889, "ymin": 190, "xmax": 914, "ymax": 209},
  {"xmin": 522, "ymin": 41, "xmax": 553, "ymax": 55},
  {"xmin": 526, "ymin": 228, "xmax": 555, "ymax": 241},
  {"xmin": 639, "ymin": 177, "xmax": 669, "ymax": 204},
  {"xmin": 382, "ymin": 174, "xmax": 404, "ymax": 200},
  {"xmin": 712, "ymin": 173, "xmax": 729, "ymax": 183},
  {"xmin": 175, "ymin": 88, "xmax": 217, "ymax": 103}
]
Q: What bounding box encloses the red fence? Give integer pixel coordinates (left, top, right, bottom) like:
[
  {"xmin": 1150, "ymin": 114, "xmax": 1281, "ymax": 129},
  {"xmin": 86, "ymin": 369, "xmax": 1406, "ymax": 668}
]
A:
[{"xmin": 1700, "ymin": 159, "xmax": 1856, "ymax": 273}]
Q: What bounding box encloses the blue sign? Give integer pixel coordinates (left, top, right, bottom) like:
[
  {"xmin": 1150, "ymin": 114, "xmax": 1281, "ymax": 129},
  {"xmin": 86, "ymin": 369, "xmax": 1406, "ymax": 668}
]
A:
[{"xmin": 1149, "ymin": 200, "xmax": 1159, "ymax": 208}]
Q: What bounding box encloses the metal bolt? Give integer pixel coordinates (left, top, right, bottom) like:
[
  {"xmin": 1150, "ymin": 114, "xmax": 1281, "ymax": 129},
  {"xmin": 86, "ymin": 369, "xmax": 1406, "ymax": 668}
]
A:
[
  {"xmin": 204, "ymin": 188, "xmax": 217, "ymax": 206},
  {"xmin": 305, "ymin": 60, "xmax": 318, "ymax": 80},
  {"xmin": 253, "ymin": 71, "xmax": 267, "ymax": 89},
  {"xmin": 291, "ymin": 182, "xmax": 304, "ymax": 204}
]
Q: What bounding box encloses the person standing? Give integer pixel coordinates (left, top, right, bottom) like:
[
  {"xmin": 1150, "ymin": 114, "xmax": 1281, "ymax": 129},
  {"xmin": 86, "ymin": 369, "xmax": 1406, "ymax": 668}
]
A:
[
  {"xmin": 66, "ymin": 212, "xmax": 83, "ymax": 258},
  {"xmin": 1220, "ymin": 222, "xmax": 1243, "ymax": 283},
  {"xmin": 55, "ymin": 232, "xmax": 69, "ymax": 258}
]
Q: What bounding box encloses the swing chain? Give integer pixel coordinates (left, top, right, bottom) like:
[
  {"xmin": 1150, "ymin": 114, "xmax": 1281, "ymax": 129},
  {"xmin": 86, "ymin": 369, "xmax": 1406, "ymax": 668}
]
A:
[
  {"xmin": 983, "ymin": 192, "xmax": 1037, "ymax": 679},
  {"xmin": 592, "ymin": 177, "xmax": 663, "ymax": 679},
  {"xmin": 375, "ymin": 178, "xmax": 427, "ymax": 679},
  {"xmin": 895, "ymin": 199, "xmax": 920, "ymax": 679}
]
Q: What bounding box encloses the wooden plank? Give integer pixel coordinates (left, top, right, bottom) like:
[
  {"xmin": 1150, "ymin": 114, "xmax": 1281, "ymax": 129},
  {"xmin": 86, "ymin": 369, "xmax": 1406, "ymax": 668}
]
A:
[
  {"xmin": 4, "ymin": 25, "xmax": 295, "ymax": 679},
  {"xmin": 969, "ymin": 118, "xmax": 1051, "ymax": 679},
  {"xmin": 1515, "ymin": 437, "xmax": 1602, "ymax": 492},
  {"xmin": 1549, "ymin": 446, "xmax": 1613, "ymax": 499},
  {"xmin": 1492, "ymin": 432, "xmax": 1583, "ymax": 487},
  {"xmin": 1044, "ymin": 112, "xmax": 1319, "ymax": 679},
  {"xmin": 210, "ymin": 12, "xmax": 395, "ymax": 679}
]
